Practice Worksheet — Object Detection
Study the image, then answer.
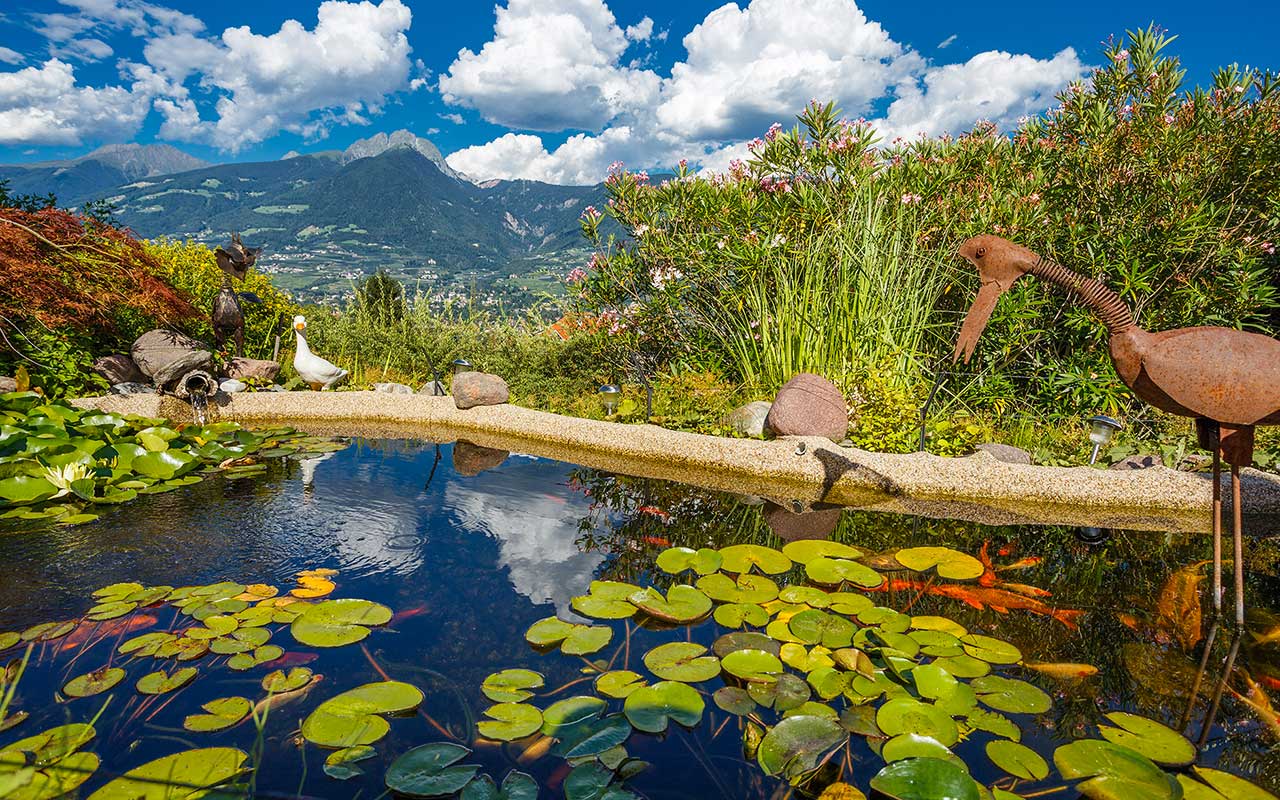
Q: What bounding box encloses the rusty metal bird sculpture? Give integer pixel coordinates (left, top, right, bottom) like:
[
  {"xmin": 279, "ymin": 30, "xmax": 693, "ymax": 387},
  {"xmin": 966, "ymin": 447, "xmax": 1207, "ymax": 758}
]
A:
[
  {"xmin": 953, "ymin": 234, "xmax": 1280, "ymax": 626},
  {"xmin": 212, "ymin": 233, "xmax": 261, "ymax": 357}
]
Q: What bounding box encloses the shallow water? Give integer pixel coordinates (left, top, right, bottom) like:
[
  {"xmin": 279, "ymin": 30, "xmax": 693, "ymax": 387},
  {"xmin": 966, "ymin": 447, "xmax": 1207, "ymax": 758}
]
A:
[{"xmin": 1, "ymin": 437, "xmax": 1277, "ymax": 798}]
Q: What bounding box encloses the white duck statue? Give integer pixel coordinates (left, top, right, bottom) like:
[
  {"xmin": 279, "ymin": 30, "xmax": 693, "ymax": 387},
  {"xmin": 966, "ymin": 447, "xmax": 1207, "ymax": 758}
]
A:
[{"xmin": 292, "ymin": 315, "xmax": 348, "ymax": 390}]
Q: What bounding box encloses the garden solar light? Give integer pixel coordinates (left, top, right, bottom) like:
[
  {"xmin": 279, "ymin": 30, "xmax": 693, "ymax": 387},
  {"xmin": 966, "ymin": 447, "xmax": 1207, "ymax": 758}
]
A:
[
  {"xmin": 451, "ymin": 358, "xmax": 473, "ymax": 374},
  {"xmin": 598, "ymin": 384, "xmax": 621, "ymax": 415},
  {"xmin": 1086, "ymin": 415, "xmax": 1123, "ymax": 465}
]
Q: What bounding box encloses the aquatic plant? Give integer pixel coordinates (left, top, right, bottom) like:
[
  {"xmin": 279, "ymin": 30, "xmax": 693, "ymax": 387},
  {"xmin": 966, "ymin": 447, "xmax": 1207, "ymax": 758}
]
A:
[{"xmin": 0, "ymin": 391, "xmax": 346, "ymax": 525}]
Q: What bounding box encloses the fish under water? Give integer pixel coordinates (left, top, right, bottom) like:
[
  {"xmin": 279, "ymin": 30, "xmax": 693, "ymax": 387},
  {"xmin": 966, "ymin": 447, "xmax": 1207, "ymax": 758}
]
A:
[{"xmin": 248, "ymin": 673, "xmax": 324, "ymax": 723}]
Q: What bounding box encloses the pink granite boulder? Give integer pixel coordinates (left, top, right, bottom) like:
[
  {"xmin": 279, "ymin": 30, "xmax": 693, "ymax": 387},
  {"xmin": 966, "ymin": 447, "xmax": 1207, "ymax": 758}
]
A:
[{"xmin": 765, "ymin": 373, "xmax": 848, "ymax": 441}]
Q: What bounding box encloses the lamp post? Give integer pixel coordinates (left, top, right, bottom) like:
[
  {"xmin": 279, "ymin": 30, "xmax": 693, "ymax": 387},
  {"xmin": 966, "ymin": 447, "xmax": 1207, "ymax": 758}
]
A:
[
  {"xmin": 598, "ymin": 384, "xmax": 621, "ymax": 416},
  {"xmin": 451, "ymin": 358, "xmax": 472, "ymax": 376},
  {"xmin": 1086, "ymin": 414, "xmax": 1123, "ymax": 465}
]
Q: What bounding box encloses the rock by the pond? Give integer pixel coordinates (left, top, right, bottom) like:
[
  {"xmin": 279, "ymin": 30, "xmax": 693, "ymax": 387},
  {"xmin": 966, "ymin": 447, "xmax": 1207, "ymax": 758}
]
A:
[
  {"xmin": 130, "ymin": 329, "xmax": 214, "ymax": 389},
  {"xmin": 974, "ymin": 443, "xmax": 1032, "ymax": 465},
  {"xmin": 219, "ymin": 378, "xmax": 247, "ymax": 393},
  {"xmin": 224, "ymin": 357, "xmax": 280, "ymax": 382},
  {"xmin": 373, "ymin": 382, "xmax": 414, "ymax": 395},
  {"xmin": 762, "ymin": 502, "xmax": 842, "ymax": 541},
  {"xmin": 109, "ymin": 382, "xmax": 156, "ymax": 395},
  {"xmin": 452, "ymin": 440, "xmax": 509, "ymax": 476},
  {"xmin": 418, "ymin": 380, "xmax": 447, "ymax": 396},
  {"xmin": 765, "ymin": 373, "xmax": 848, "ymax": 441},
  {"xmin": 725, "ymin": 400, "xmax": 772, "ymax": 437},
  {"xmin": 1111, "ymin": 454, "xmax": 1164, "ymax": 470},
  {"xmin": 93, "ymin": 354, "xmax": 146, "ymax": 384},
  {"xmin": 0, "ymin": 376, "xmax": 15, "ymax": 393},
  {"xmin": 452, "ymin": 371, "xmax": 509, "ymax": 409}
]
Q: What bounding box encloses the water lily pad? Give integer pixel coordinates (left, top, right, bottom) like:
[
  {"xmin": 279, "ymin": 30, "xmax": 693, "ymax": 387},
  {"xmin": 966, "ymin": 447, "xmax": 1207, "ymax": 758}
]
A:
[
  {"xmin": 227, "ymin": 644, "xmax": 283, "ymax": 671},
  {"xmin": 806, "ymin": 557, "xmax": 883, "ymax": 588},
  {"xmin": 563, "ymin": 761, "xmax": 619, "ymax": 800},
  {"xmin": 571, "ymin": 581, "xmax": 641, "ymax": 619},
  {"xmin": 655, "ymin": 547, "xmax": 723, "ymax": 575},
  {"xmin": 778, "ymin": 586, "xmax": 831, "ymax": 607},
  {"xmin": 696, "ymin": 572, "xmax": 779, "ymax": 604},
  {"xmin": 970, "ymin": 675, "xmax": 1051, "ymax": 715},
  {"xmin": 460, "ymin": 770, "xmax": 538, "ymax": 800},
  {"xmin": 21, "ymin": 621, "xmax": 75, "ymax": 642},
  {"xmin": 987, "ymin": 740, "xmax": 1048, "ymax": 780},
  {"xmin": 827, "ymin": 592, "xmax": 875, "ymax": 615},
  {"xmin": 183, "ymin": 697, "xmax": 252, "ymax": 732},
  {"xmin": 1182, "ymin": 767, "xmax": 1280, "ymax": 800},
  {"xmin": 788, "ymin": 610, "xmax": 855, "ymax": 648},
  {"xmin": 894, "ymin": 547, "xmax": 985, "ymax": 580},
  {"xmin": 541, "ymin": 696, "xmax": 607, "ymax": 736},
  {"xmin": 882, "ymin": 734, "xmax": 962, "ymax": 765},
  {"xmin": 628, "ymin": 585, "xmax": 711, "ymax": 624},
  {"xmin": 385, "ymin": 743, "xmax": 478, "ymax": 798},
  {"xmin": 713, "ymin": 631, "xmax": 781, "ymax": 658},
  {"xmin": 0, "ymin": 631, "xmax": 18, "ymax": 651},
  {"xmin": 92, "ymin": 582, "xmax": 143, "ymax": 601},
  {"xmin": 524, "ymin": 617, "xmax": 612, "ymax": 655},
  {"xmin": 62, "ymin": 667, "xmax": 125, "ymax": 698},
  {"xmin": 722, "ymin": 649, "xmax": 784, "ymax": 681},
  {"xmin": 482, "ymin": 669, "xmax": 545, "ymax": 702},
  {"xmin": 118, "ymin": 631, "xmax": 175, "ymax": 657},
  {"xmin": 85, "ymin": 747, "xmax": 247, "ymax": 800},
  {"xmin": 554, "ymin": 714, "xmax": 632, "ymax": 758},
  {"xmin": 1054, "ymin": 739, "xmax": 1180, "ymax": 800},
  {"xmin": 714, "ymin": 603, "xmax": 770, "ymax": 628},
  {"xmin": 932, "ymin": 654, "xmax": 991, "ymax": 679},
  {"xmin": 0, "ymin": 475, "xmax": 57, "ymax": 504},
  {"xmin": 961, "ymin": 634, "xmax": 1022, "ymax": 664},
  {"xmin": 1098, "ymin": 712, "xmax": 1195, "ymax": 767},
  {"xmin": 262, "ymin": 667, "xmax": 314, "ymax": 693},
  {"xmin": 478, "ymin": 703, "xmax": 543, "ymax": 741},
  {"xmin": 869, "ymin": 757, "xmax": 980, "ymax": 800},
  {"xmin": 302, "ymin": 681, "xmax": 424, "ymax": 748},
  {"xmin": 749, "ymin": 673, "xmax": 811, "ymax": 711},
  {"xmin": 84, "ymin": 600, "xmax": 136, "ymax": 622},
  {"xmin": 290, "ymin": 598, "xmax": 391, "ymax": 648},
  {"xmin": 323, "ymin": 746, "xmax": 376, "ymax": 781},
  {"xmin": 643, "ymin": 642, "xmax": 720, "ymax": 682},
  {"xmin": 876, "ymin": 698, "xmax": 959, "ymax": 747},
  {"xmin": 781, "ymin": 643, "xmax": 835, "ymax": 672},
  {"xmin": 623, "ymin": 680, "xmax": 704, "ymax": 733},
  {"xmin": 912, "ymin": 663, "xmax": 959, "ymax": 702},
  {"xmin": 136, "ymin": 667, "xmax": 197, "ymax": 695},
  {"xmin": 966, "ymin": 709, "xmax": 1021, "ymax": 741},
  {"xmin": 781, "ymin": 540, "xmax": 863, "ymax": 563},
  {"xmin": 595, "ymin": 670, "xmax": 646, "ymax": 699},
  {"xmin": 132, "ymin": 450, "xmax": 196, "ymax": 480},
  {"xmin": 718, "ymin": 544, "xmax": 792, "ymax": 575},
  {"xmin": 714, "ymin": 687, "xmax": 757, "ymax": 715},
  {"xmin": 757, "ymin": 714, "xmax": 845, "ymax": 777}
]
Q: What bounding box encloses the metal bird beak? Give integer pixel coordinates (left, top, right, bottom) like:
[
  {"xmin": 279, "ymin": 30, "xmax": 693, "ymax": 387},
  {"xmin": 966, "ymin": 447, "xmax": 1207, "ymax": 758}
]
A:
[{"xmin": 953, "ymin": 280, "xmax": 1007, "ymax": 364}]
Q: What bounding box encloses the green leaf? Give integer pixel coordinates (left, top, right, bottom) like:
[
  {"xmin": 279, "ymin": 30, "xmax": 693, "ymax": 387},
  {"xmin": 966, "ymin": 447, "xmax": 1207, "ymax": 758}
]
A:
[
  {"xmin": 627, "ymin": 585, "xmax": 711, "ymax": 624},
  {"xmin": 781, "ymin": 540, "xmax": 863, "ymax": 563},
  {"xmin": 262, "ymin": 667, "xmax": 315, "ymax": 694},
  {"xmin": 62, "ymin": 667, "xmax": 125, "ymax": 698},
  {"xmin": 642, "ymin": 642, "xmax": 720, "ymax": 682},
  {"xmin": 478, "ymin": 703, "xmax": 543, "ymax": 741},
  {"xmin": 541, "ymin": 696, "xmax": 607, "ymax": 736},
  {"xmin": 1099, "ymin": 712, "xmax": 1196, "ymax": 767},
  {"xmin": 1054, "ymin": 739, "xmax": 1181, "ymax": 800},
  {"xmin": 894, "ymin": 547, "xmax": 985, "ymax": 580},
  {"xmin": 757, "ymin": 714, "xmax": 846, "ymax": 778},
  {"xmin": 696, "ymin": 572, "xmax": 779, "ymax": 604},
  {"xmin": 323, "ymin": 746, "xmax": 376, "ymax": 781},
  {"xmin": 986, "ymin": 740, "xmax": 1049, "ymax": 780},
  {"xmin": 869, "ymin": 757, "xmax": 980, "ymax": 800},
  {"xmin": 85, "ymin": 747, "xmax": 247, "ymax": 800},
  {"xmin": 718, "ymin": 544, "xmax": 792, "ymax": 575},
  {"xmin": 805, "ymin": 557, "xmax": 883, "ymax": 588},
  {"xmin": 713, "ymin": 603, "xmax": 770, "ymax": 628},
  {"xmin": 882, "ymin": 734, "xmax": 962, "ymax": 765},
  {"xmin": 655, "ymin": 546, "xmax": 723, "ymax": 575},
  {"xmin": 385, "ymin": 743, "xmax": 478, "ymax": 798},
  {"xmin": 481, "ymin": 669, "xmax": 545, "ymax": 703},
  {"xmin": 289, "ymin": 599, "xmax": 391, "ymax": 648},
  {"xmin": 571, "ymin": 581, "xmax": 641, "ymax": 619},
  {"xmin": 876, "ymin": 698, "xmax": 959, "ymax": 747},
  {"xmin": 970, "ymin": 675, "xmax": 1051, "ymax": 715},
  {"xmin": 960, "ymin": 634, "xmax": 1022, "ymax": 664},
  {"xmin": 524, "ymin": 617, "xmax": 612, "ymax": 655},
  {"xmin": 714, "ymin": 687, "xmax": 757, "ymax": 716},
  {"xmin": 595, "ymin": 670, "xmax": 646, "ymax": 699},
  {"xmin": 788, "ymin": 609, "xmax": 856, "ymax": 648},
  {"xmin": 135, "ymin": 667, "xmax": 197, "ymax": 695},
  {"xmin": 183, "ymin": 697, "xmax": 252, "ymax": 733},
  {"xmin": 1181, "ymin": 767, "xmax": 1280, "ymax": 800},
  {"xmin": 301, "ymin": 681, "xmax": 424, "ymax": 749},
  {"xmin": 721, "ymin": 648, "xmax": 784, "ymax": 681},
  {"xmin": 623, "ymin": 680, "xmax": 704, "ymax": 733}
]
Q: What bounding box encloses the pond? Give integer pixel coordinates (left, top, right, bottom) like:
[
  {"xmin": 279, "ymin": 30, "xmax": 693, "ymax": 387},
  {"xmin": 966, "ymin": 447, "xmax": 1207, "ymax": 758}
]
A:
[{"xmin": 1, "ymin": 434, "xmax": 1278, "ymax": 799}]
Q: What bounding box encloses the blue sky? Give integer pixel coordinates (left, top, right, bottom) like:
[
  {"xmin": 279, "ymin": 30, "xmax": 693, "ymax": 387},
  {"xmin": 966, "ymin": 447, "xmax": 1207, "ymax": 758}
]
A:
[{"xmin": 1, "ymin": 0, "xmax": 1277, "ymax": 184}]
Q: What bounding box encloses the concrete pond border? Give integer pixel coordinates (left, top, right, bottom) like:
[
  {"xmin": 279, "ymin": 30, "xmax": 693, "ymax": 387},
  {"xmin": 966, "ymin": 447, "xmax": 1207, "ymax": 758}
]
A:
[{"xmin": 71, "ymin": 391, "xmax": 1280, "ymax": 535}]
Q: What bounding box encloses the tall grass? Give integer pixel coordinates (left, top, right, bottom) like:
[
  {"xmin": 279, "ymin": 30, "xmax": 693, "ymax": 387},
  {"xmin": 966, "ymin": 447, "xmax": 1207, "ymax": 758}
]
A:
[{"xmin": 688, "ymin": 185, "xmax": 956, "ymax": 393}]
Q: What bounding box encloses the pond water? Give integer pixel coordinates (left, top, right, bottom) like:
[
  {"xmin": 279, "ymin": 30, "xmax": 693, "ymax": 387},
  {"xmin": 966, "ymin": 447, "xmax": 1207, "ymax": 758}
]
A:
[{"xmin": 1, "ymin": 436, "xmax": 1278, "ymax": 799}]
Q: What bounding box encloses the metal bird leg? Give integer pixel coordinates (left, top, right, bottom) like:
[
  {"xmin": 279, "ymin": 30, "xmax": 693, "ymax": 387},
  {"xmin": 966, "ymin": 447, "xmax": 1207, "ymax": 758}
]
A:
[
  {"xmin": 1212, "ymin": 449, "xmax": 1223, "ymax": 615},
  {"xmin": 1232, "ymin": 463, "xmax": 1245, "ymax": 628}
]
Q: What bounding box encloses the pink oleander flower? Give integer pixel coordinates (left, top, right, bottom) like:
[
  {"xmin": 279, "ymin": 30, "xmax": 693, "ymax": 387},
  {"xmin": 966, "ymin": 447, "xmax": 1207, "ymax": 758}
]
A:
[
  {"xmin": 678, "ymin": 158, "xmax": 688, "ymax": 170},
  {"xmin": 566, "ymin": 267, "xmax": 587, "ymax": 284},
  {"xmin": 747, "ymin": 137, "xmax": 765, "ymax": 151},
  {"xmin": 1115, "ymin": 49, "xmax": 1129, "ymax": 61},
  {"xmin": 765, "ymin": 122, "xmax": 783, "ymax": 142},
  {"xmin": 580, "ymin": 205, "xmax": 600, "ymax": 220},
  {"xmin": 900, "ymin": 193, "xmax": 923, "ymax": 205},
  {"xmin": 634, "ymin": 170, "xmax": 650, "ymax": 184},
  {"xmin": 1263, "ymin": 242, "xmax": 1276, "ymax": 255},
  {"xmin": 1164, "ymin": 114, "xmax": 1175, "ymax": 124}
]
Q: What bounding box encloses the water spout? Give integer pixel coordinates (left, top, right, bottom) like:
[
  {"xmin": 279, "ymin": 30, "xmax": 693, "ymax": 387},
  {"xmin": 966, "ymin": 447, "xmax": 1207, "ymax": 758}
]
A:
[{"xmin": 175, "ymin": 370, "xmax": 215, "ymax": 425}]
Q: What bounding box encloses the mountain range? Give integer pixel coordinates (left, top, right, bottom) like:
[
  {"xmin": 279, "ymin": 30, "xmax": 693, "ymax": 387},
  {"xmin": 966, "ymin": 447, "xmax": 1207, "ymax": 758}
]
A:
[{"xmin": 0, "ymin": 134, "xmax": 606, "ymax": 306}]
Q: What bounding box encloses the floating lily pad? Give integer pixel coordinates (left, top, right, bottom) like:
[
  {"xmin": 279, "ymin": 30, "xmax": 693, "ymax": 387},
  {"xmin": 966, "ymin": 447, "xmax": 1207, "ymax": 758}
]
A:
[
  {"xmin": 482, "ymin": 669, "xmax": 544, "ymax": 703},
  {"xmin": 184, "ymin": 697, "xmax": 252, "ymax": 732},
  {"xmin": 262, "ymin": 667, "xmax": 314, "ymax": 694},
  {"xmin": 656, "ymin": 547, "xmax": 723, "ymax": 575},
  {"xmin": 227, "ymin": 644, "xmax": 283, "ymax": 671},
  {"xmin": 289, "ymin": 599, "xmax": 391, "ymax": 648},
  {"xmin": 696, "ymin": 572, "xmax": 780, "ymax": 604},
  {"xmin": 778, "ymin": 586, "xmax": 832, "ymax": 607},
  {"xmin": 877, "ymin": 698, "xmax": 959, "ymax": 747},
  {"xmin": 987, "ymin": 740, "xmax": 1049, "ymax": 780},
  {"xmin": 21, "ymin": 621, "xmax": 75, "ymax": 643},
  {"xmin": 628, "ymin": 585, "xmax": 711, "ymax": 624},
  {"xmin": 718, "ymin": 544, "xmax": 792, "ymax": 575},
  {"xmin": 595, "ymin": 670, "xmax": 646, "ymax": 699},
  {"xmin": 85, "ymin": 747, "xmax": 247, "ymax": 800},
  {"xmin": 749, "ymin": 673, "xmax": 811, "ymax": 711},
  {"xmin": 643, "ymin": 642, "xmax": 720, "ymax": 682},
  {"xmin": 1181, "ymin": 767, "xmax": 1280, "ymax": 800},
  {"xmin": 714, "ymin": 687, "xmax": 757, "ymax": 715},
  {"xmin": 970, "ymin": 675, "xmax": 1051, "ymax": 715},
  {"xmin": 323, "ymin": 746, "xmax": 376, "ymax": 781},
  {"xmin": 932, "ymin": 654, "xmax": 991, "ymax": 679},
  {"xmin": 571, "ymin": 581, "xmax": 641, "ymax": 619},
  {"xmin": 757, "ymin": 714, "xmax": 846, "ymax": 777},
  {"xmin": 713, "ymin": 631, "xmax": 781, "ymax": 658},
  {"xmin": 62, "ymin": 667, "xmax": 125, "ymax": 698},
  {"xmin": 961, "ymin": 634, "xmax": 1022, "ymax": 664},
  {"xmin": 118, "ymin": 631, "xmax": 175, "ymax": 657},
  {"xmin": 882, "ymin": 734, "xmax": 962, "ymax": 765},
  {"xmin": 789, "ymin": 610, "xmax": 855, "ymax": 648},
  {"xmin": 1054, "ymin": 739, "xmax": 1181, "ymax": 800},
  {"xmin": 781, "ymin": 643, "xmax": 835, "ymax": 672},
  {"xmin": 1099, "ymin": 712, "xmax": 1195, "ymax": 767},
  {"xmin": 524, "ymin": 617, "xmax": 612, "ymax": 655},
  {"xmin": 781, "ymin": 540, "xmax": 863, "ymax": 563},
  {"xmin": 894, "ymin": 547, "xmax": 985, "ymax": 580},
  {"xmin": 805, "ymin": 557, "xmax": 883, "ymax": 588},
  {"xmin": 135, "ymin": 667, "xmax": 197, "ymax": 695},
  {"xmin": 460, "ymin": 770, "xmax": 539, "ymax": 800},
  {"xmin": 478, "ymin": 703, "xmax": 543, "ymax": 741},
  {"xmin": 714, "ymin": 603, "xmax": 770, "ymax": 628},
  {"xmin": 623, "ymin": 680, "xmax": 704, "ymax": 733},
  {"xmin": 385, "ymin": 742, "xmax": 478, "ymax": 798},
  {"xmin": 301, "ymin": 681, "xmax": 424, "ymax": 749},
  {"xmin": 827, "ymin": 592, "xmax": 875, "ymax": 615},
  {"xmin": 0, "ymin": 631, "xmax": 18, "ymax": 651},
  {"xmin": 554, "ymin": 714, "xmax": 632, "ymax": 759},
  {"xmin": 966, "ymin": 709, "xmax": 1021, "ymax": 742},
  {"xmin": 722, "ymin": 649, "xmax": 784, "ymax": 681},
  {"xmin": 869, "ymin": 757, "xmax": 980, "ymax": 800},
  {"xmin": 541, "ymin": 696, "xmax": 607, "ymax": 736}
]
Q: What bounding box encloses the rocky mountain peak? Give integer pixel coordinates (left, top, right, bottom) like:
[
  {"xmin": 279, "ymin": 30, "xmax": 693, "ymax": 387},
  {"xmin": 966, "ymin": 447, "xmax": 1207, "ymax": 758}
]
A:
[
  {"xmin": 341, "ymin": 129, "xmax": 465, "ymax": 181},
  {"xmin": 79, "ymin": 143, "xmax": 209, "ymax": 178}
]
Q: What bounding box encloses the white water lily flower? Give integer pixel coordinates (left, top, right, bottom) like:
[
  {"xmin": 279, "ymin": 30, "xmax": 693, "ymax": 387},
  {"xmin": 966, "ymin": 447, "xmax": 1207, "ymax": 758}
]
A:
[{"xmin": 42, "ymin": 462, "xmax": 92, "ymax": 497}]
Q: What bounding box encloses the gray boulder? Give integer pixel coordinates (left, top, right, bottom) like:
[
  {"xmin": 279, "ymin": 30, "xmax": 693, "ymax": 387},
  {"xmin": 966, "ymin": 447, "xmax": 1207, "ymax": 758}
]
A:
[
  {"xmin": 418, "ymin": 380, "xmax": 447, "ymax": 396},
  {"xmin": 452, "ymin": 371, "xmax": 509, "ymax": 409},
  {"xmin": 93, "ymin": 354, "xmax": 146, "ymax": 384},
  {"xmin": 224, "ymin": 357, "xmax": 280, "ymax": 382},
  {"xmin": 974, "ymin": 443, "xmax": 1032, "ymax": 465},
  {"xmin": 373, "ymin": 382, "xmax": 414, "ymax": 395},
  {"xmin": 765, "ymin": 373, "xmax": 848, "ymax": 441},
  {"xmin": 725, "ymin": 400, "xmax": 772, "ymax": 437},
  {"xmin": 0, "ymin": 376, "xmax": 16, "ymax": 393},
  {"xmin": 453, "ymin": 440, "xmax": 509, "ymax": 476},
  {"xmin": 130, "ymin": 329, "xmax": 214, "ymax": 390},
  {"xmin": 1111, "ymin": 454, "xmax": 1163, "ymax": 470}
]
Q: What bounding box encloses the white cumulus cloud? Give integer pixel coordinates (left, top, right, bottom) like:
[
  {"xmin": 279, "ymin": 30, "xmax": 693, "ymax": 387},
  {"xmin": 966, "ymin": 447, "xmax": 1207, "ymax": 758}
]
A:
[
  {"xmin": 0, "ymin": 47, "xmax": 24, "ymax": 65},
  {"xmin": 0, "ymin": 58, "xmax": 150, "ymax": 145}
]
